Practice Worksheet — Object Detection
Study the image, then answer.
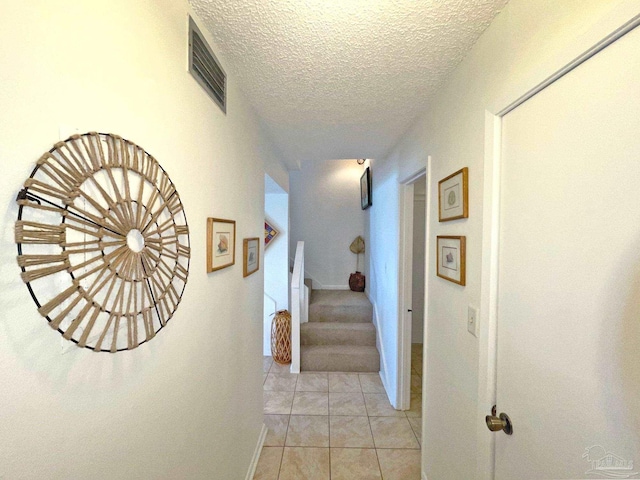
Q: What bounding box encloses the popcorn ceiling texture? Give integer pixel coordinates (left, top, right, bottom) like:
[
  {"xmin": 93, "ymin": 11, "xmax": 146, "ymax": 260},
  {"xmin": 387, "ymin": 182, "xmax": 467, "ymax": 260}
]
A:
[{"xmin": 190, "ymin": 0, "xmax": 509, "ymax": 166}]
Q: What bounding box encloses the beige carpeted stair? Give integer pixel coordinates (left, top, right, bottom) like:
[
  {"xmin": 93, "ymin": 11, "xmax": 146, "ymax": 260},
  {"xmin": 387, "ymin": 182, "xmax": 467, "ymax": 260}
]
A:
[{"xmin": 301, "ymin": 289, "xmax": 380, "ymax": 372}]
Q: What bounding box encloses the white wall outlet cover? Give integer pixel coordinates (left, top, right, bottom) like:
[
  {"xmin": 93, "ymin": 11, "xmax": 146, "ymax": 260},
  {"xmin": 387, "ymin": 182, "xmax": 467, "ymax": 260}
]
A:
[{"xmin": 467, "ymin": 305, "xmax": 479, "ymax": 337}]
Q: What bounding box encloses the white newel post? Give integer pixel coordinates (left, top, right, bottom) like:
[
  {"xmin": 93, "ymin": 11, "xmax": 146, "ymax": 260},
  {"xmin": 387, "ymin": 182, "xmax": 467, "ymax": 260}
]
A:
[{"xmin": 290, "ymin": 241, "xmax": 305, "ymax": 373}]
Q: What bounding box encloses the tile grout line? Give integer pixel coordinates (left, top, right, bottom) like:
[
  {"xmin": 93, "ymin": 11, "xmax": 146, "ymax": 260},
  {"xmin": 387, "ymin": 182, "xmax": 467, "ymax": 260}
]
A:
[
  {"xmin": 279, "ymin": 396, "xmax": 291, "ymax": 480},
  {"xmin": 409, "ymin": 354, "xmax": 422, "ymax": 448},
  {"xmin": 272, "ymin": 445, "xmax": 420, "ymax": 450},
  {"xmin": 270, "ymin": 359, "xmax": 283, "ymax": 478},
  {"xmin": 364, "ymin": 372, "xmax": 385, "ymax": 479},
  {"xmin": 406, "ymin": 410, "xmax": 421, "ymax": 446},
  {"xmin": 367, "ymin": 404, "xmax": 384, "ymax": 478},
  {"xmin": 276, "ymin": 442, "xmax": 285, "ymax": 480},
  {"xmin": 328, "ymin": 413, "xmax": 332, "ymax": 480}
]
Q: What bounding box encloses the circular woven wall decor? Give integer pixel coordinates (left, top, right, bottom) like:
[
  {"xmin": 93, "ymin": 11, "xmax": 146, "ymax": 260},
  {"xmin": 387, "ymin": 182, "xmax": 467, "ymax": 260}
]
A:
[{"xmin": 15, "ymin": 132, "xmax": 190, "ymax": 352}]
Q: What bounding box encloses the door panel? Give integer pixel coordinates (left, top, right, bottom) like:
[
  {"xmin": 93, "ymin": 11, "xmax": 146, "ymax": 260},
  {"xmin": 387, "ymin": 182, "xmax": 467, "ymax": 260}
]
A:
[{"xmin": 496, "ymin": 25, "xmax": 640, "ymax": 479}]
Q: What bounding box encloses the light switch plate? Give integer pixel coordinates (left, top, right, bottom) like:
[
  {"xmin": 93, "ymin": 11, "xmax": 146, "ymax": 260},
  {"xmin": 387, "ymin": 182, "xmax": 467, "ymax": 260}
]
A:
[{"xmin": 468, "ymin": 305, "xmax": 479, "ymax": 337}]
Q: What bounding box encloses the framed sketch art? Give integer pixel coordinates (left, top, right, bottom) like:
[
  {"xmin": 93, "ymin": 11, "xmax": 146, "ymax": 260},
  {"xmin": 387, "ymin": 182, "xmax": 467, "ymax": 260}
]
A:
[
  {"xmin": 438, "ymin": 167, "xmax": 468, "ymax": 221},
  {"xmin": 243, "ymin": 238, "xmax": 260, "ymax": 277},
  {"xmin": 436, "ymin": 236, "xmax": 466, "ymax": 285},
  {"xmin": 360, "ymin": 167, "xmax": 372, "ymax": 210},
  {"xmin": 207, "ymin": 217, "xmax": 236, "ymax": 272}
]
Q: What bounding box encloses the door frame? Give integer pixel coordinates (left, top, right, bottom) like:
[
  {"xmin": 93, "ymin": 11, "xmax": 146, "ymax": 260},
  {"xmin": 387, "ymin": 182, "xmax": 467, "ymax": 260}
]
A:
[
  {"xmin": 476, "ymin": 5, "xmax": 640, "ymax": 479},
  {"xmin": 398, "ymin": 163, "xmax": 430, "ymax": 411}
]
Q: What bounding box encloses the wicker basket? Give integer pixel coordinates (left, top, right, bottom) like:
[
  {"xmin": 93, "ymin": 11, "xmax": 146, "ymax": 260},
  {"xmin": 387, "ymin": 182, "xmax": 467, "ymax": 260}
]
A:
[{"xmin": 271, "ymin": 310, "xmax": 292, "ymax": 365}]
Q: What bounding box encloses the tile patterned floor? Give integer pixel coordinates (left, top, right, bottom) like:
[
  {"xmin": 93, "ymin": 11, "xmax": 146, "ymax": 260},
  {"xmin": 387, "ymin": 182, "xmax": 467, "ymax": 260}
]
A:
[{"xmin": 254, "ymin": 345, "xmax": 423, "ymax": 479}]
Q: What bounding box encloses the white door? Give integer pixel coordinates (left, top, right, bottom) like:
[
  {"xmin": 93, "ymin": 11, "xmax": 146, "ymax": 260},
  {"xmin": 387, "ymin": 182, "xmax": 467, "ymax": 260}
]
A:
[{"xmin": 495, "ymin": 25, "xmax": 640, "ymax": 479}]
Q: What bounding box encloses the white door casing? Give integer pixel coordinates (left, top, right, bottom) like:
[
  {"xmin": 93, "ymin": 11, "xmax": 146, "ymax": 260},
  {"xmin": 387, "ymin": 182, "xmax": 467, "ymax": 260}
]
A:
[{"xmin": 399, "ymin": 181, "xmax": 415, "ymax": 411}]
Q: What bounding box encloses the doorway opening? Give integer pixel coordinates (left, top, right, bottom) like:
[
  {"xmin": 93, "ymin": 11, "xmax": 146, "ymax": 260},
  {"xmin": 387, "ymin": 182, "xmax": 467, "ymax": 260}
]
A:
[
  {"xmin": 399, "ymin": 168, "xmax": 428, "ymax": 411},
  {"xmin": 410, "ymin": 176, "xmax": 426, "ymax": 399},
  {"xmin": 263, "ymin": 174, "xmax": 289, "ymax": 356}
]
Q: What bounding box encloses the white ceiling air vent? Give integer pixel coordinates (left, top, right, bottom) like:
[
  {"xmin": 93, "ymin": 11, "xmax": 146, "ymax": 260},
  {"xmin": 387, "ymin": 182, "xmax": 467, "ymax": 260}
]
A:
[{"xmin": 189, "ymin": 16, "xmax": 226, "ymax": 113}]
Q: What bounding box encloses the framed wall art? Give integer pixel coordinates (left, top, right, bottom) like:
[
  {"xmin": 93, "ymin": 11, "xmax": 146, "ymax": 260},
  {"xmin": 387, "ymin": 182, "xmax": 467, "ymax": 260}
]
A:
[
  {"xmin": 436, "ymin": 236, "xmax": 466, "ymax": 286},
  {"xmin": 360, "ymin": 167, "xmax": 372, "ymax": 210},
  {"xmin": 243, "ymin": 237, "xmax": 260, "ymax": 277},
  {"xmin": 264, "ymin": 219, "xmax": 279, "ymax": 248},
  {"xmin": 438, "ymin": 167, "xmax": 468, "ymax": 221},
  {"xmin": 207, "ymin": 217, "xmax": 236, "ymax": 272}
]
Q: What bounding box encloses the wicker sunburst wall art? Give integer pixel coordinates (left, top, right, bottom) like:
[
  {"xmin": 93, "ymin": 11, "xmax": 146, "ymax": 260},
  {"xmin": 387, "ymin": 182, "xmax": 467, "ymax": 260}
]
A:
[{"xmin": 15, "ymin": 132, "xmax": 190, "ymax": 352}]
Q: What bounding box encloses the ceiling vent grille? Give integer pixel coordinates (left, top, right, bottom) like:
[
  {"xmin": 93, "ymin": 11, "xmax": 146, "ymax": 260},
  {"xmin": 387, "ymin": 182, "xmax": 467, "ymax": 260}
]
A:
[{"xmin": 189, "ymin": 17, "xmax": 226, "ymax": 113}]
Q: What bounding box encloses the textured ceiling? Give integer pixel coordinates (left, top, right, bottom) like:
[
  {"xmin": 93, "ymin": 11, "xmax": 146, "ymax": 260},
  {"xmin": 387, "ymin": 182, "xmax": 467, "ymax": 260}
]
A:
[{"xmin": 190, "ymin": 0, "xmax": 509, "ymax": 168}]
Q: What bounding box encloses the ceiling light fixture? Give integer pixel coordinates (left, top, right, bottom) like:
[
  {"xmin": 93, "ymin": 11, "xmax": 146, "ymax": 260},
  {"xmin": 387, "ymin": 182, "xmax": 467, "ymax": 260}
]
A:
[{"xmin": 357, "ymin": 158, "xmax": 366, "ymax": 165}]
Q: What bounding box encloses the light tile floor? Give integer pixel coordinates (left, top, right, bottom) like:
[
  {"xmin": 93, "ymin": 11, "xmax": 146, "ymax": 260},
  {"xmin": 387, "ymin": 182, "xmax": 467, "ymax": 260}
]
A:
[{"xmin": 254, "ymin": 348, "xmax": 423, "ymax": 480}]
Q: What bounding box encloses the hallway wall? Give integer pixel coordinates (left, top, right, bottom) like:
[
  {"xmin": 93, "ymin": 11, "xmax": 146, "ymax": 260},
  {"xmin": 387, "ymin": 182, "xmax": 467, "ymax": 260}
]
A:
[
  {"xmin": 368, "ymin": 0, "xmax": 635, "ymax": 478},
  {"xmin": 0, "ymin": 1, "xmax": 285, "ymax": 478},
  {"xmin": 289, "ymin": 159, "xmax": 365, "ymax": 289},
  {"xmin": 365, "ymin": 159, "xmax": 404, "ymax": 405}
]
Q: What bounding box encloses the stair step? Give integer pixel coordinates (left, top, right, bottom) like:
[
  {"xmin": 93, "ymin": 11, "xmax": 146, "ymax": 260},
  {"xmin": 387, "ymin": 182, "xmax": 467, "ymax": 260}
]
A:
[
  {"xmin": 301, "ymin": 322, "xmax": 376, "ymax": 346},
  {"xmin": 301, "ymin": 345, "xmax": 380, "ymax": 372},
  {"xmin": 309, "ymin": 304, "xmax": 373, "ymax": 323},
  {"xmin": 309, "ymin": 290, "xmax": 373, "ymax": 323}
]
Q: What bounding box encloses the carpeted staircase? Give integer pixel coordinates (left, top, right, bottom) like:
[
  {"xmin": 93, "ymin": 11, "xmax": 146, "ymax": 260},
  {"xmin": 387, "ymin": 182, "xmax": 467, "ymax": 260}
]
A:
[{"xmin": 300, "ymin": 289, "xmax": 380, "ymax": 372}]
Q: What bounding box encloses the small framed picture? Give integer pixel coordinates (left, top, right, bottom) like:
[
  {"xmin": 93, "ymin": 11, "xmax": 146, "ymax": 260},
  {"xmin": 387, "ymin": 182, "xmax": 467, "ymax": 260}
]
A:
[
  {"xmin": 360, "ymin": 167, "xmax": 372, "ymax": 210},
  {"xmin": 264, "ymin": 219, "xmax": 279, "ymax": 249},
  {"xmin": 243, "ymin": 237, "xmax": 260, "ymax": 277},
  {"xmin": 436, "ymin": 236, "xmax": 466, "ymax": 285},
  {"xmin": 438, "ymin": 167, "xmax": 468, "ymax": 221},
  {"xmin": 207, "ymin": 218, "xmax": 236, "ymax": 272}
]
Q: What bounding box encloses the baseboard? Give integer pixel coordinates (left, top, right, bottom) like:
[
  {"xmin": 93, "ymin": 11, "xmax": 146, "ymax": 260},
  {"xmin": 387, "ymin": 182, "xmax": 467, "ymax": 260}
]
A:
[
  {"xmin": 300, "ymin": 269, "xmax": 350, "ymax": 290},
  {"xmin": 302, "ymin": 270, "xmax": 320, "ymax": 290},
  {"xmin": 367, "ymin": 296, "xmax": 394, "ymax": 406},
  {"xmin": 245, "ymin": 423, "xmax": 268, "ymax": 480}
]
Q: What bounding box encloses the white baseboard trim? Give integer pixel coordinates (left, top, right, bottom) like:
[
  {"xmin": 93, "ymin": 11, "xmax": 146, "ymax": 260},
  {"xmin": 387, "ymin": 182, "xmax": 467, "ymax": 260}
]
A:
[
  {"xmin": 366, "ymin": 294, "xmax": 394, "ymax": 407},
  {"xmin": 245, "ymin": 423, "xmax": 268, "ymax": 480},
  {"xmin": 316, "ymin": 285, "xmax": 349, "ymax": 290}
]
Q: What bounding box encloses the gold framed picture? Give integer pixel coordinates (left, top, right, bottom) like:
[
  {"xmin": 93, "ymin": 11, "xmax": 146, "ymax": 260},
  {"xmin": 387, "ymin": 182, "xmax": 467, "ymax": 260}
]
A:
[
  {"xmin": 207, "ymin": 218, "xmax": 236, "ymax": 272},
  {"xmin": 243, "ymin": 237, "xmax": 260, "ymax": 277},
  {"xmin": 438, "ymin": 167, "xmax": 468, "ymax": 221},
  {"xmin": 436, "ymin": 236, "xmax": 466, "ymax": 285}
]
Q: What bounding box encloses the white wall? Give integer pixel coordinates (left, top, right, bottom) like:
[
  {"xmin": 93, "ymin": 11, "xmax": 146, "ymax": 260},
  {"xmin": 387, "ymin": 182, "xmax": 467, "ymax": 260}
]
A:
[
  {"xmin": 264, "ymin": 186, "xmax": 289, "ymax": 354},
  {"xmin": 0, "ymin": 1, "xmax": 285, "ymax": 478},
  {"xmin": 366, "ymin": 157, "xmax": 406, "ymax": 405},
  {"xmin": 411, "ymin": 177, "xmax": 426, "ymax": 344},
  {"xmin": 367, "ymin": 1, "xmax": 634, "ymax": 478},
  {"xmin": 289, "ymin": 159, "xmax": 365, "ymax": 289}
]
